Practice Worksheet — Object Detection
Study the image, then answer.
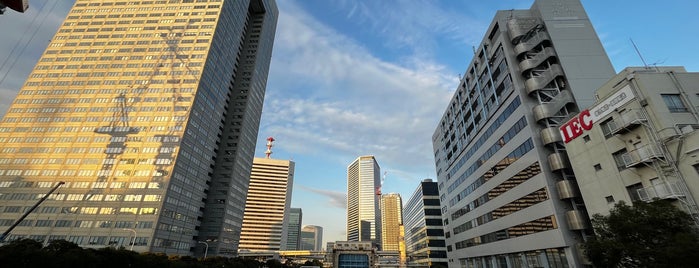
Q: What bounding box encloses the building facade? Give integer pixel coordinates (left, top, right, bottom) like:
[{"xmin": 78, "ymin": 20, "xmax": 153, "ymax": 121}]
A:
[
  {"xmin": 562, "ymin": 66, "xmax": 699, "ymax": 220},
  {"xmin": 238, "ymin": 157, "xmax": 294, "ymax": 252},
  {"xmin": 0, "ymin": 0, "xmax": 277, "ymax": 257},
  {"xmin": 284, "ymin": 208, "xmax": 302, "ymax": 250},
  {"xmin": 300, "ymin": 225, "xmax": 323, "ymax": 251},
  {"xmin": 432, "ymin": 0, "xmax": 615, "ymax": 266},
  {"xmin": 403, "ymin": 179, "xmax": 447, "ymax": 268},
  {"xmin": 346, "ymin": 155, "xmax": 381, "ymax": 243},
  {"xmin": 332, "ymin": 241, "xmax": 377, "ymax": 268},
  {"xmin": 380, "ymin": 193, "xmax": 403, "ymax": 252}
]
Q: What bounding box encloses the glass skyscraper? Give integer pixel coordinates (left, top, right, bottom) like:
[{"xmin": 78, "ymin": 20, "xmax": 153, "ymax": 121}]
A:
[
  {"xmin": 0, "ymin": 0, "xmax": 277, "ymax": 257},
  {"xmin": 346, "ymin": 155, "xmax": 381, "ymax": 243}
]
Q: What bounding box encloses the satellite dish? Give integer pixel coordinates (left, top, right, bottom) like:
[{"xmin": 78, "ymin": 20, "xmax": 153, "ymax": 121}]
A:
[{"xmin": 1, "ymin": 0, "xmax": 29, "ymax": 13}]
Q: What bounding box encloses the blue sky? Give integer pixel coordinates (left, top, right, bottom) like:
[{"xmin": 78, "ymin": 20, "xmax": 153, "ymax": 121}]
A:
[{"xmin": 1, "ymin": 0, "xmax": 698, "ymax": 245}]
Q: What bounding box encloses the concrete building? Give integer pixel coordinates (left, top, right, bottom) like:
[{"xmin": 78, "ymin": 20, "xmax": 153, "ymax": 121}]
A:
[
  {"xmin": 562, "ymin": 66, "xmax": 699, "ymax": 221},
  {"xmin": 285, "ymin": 208, "xmax": 303, "ymax": 250},
  {"xmin": 238, "ymin": 157, "xmax": 294, "ymax": 252},
  {"xmin": 0, "ymin": 0, "xmax": 277, "ymax": 257},
  {"xmin": 346, "ymin": 155, "xmax": 382, "ymax": 244},
  {"xmin": 403, "ymin": 179, "xmax": 447, "ymax": 268},
  {"xmin": 300, "ymin": 225, "xmax": 323, "ymax": 251},
  {"xmin": 431, "ymin": 0, "xmax": 615, "ymax": 266},
  {"xmin": 331, "ymin": 241, "xmax": 377, "ymax": 268},
  {"xmin": 380, "ymin": 193, "xmax": 403, "ymax": 252}
]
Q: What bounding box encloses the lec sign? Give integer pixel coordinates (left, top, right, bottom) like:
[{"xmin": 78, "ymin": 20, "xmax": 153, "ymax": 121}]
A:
[{"xmin": 559, "ymin": 85, "xmax": 635, "ymax": 143}]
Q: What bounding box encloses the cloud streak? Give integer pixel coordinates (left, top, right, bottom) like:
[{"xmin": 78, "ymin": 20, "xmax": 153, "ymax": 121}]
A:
[
  {"xmin": 299, "ymin": 185, "xmax": 347, "ymax": 209},
  {"xmin": 260, "ymin": 1, "xmax": 456, "ymax": 183}
]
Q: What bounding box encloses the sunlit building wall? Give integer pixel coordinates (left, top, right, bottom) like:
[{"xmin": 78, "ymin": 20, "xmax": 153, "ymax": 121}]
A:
[
  {"xmin": 0, "ymin": 0, "xmax": 278, "ymax": 257},
  {"xmin": 238, "ymin": 157, "xmax": 294, "ymax": 252},
  {"xmin": 346, "ymin": 155, "xmax": 381, "ymax": 243},
  {"xmin": 432, "ymin": 0, "xmax": 616, "ymax": 266},
  {"xmin": 380, "ymin": 193, "xmax": 403, "ymax": 251},
  {"xmin": 403, "ymin": 179, "xmax": 447, "ymax": 267}
]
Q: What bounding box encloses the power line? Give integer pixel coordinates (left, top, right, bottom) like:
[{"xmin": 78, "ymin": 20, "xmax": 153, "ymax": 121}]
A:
[{"xmin": 0, "ymin": 0, "xmax": 60, "ymax": 87}]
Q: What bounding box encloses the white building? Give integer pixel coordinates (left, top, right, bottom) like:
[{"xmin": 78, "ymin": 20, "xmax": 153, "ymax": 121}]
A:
[{"xmin": 562, "ymin": 66, "xmax": 699, "ymax": 220}]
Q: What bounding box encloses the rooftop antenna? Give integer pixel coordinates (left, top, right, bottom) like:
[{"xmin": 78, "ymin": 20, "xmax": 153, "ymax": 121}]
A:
[
  {"xmin": 630, "ymin": 38, "xmax": 649, "ymax": 69},
  {"xmin": 265, "ymin": 137, "xmax": 275, "ymax": 159}
]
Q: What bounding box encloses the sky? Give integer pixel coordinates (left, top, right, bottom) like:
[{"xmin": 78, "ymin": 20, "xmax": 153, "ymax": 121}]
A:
[{"xmin": 1, "ymin": 0, "xmax": 698, "ymax": 245}]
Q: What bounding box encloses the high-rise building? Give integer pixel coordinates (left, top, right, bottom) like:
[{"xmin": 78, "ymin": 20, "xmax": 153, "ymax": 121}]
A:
[
  {"xmin": 300, "ymin": 225, "xmax": 323, "ymax": 251},
  {"xmin": 380, "ymin": 193, "xmax": 403, "ymax": 252},
  {"xmin": 403, "ymin": 179, "xmax": 447, "ymax": 268},
  {"xmin": 432, "ymin": 0, "xmax": 615, "ymax": 266},
  {"xmin": 0, "ymin": 0, "xmax": 278, "ymax": 257},
  {"xmin": 346, "ymin": 156, "xmax": 381, "ymax": 243},
  {"xmin": 238, "ymin": 157, "xmax": 294, "ymax": 252},
  {"xmin": 284, "ymin": 208, "xmax": 303, "ymax": 250},
  {"xmin": 562, "ymin": 66, "xmax": 699, "ymax": 221}
]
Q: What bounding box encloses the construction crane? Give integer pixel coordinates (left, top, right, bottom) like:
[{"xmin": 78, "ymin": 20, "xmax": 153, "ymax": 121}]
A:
[{"xmin": 0, "ymin": 181, "xmax": 64, "ymax": 242}]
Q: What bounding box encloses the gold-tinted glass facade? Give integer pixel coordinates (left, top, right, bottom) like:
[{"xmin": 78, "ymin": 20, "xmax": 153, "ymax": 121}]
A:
[{"xmin": 0, "ymin": 0, "xmax": 278, "ymax": 257}]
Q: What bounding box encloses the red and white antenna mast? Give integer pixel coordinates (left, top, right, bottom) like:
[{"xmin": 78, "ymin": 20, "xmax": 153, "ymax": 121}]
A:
[{"xmin": 265, "ymin": 136, "xmax": 275, "ymax": 158}]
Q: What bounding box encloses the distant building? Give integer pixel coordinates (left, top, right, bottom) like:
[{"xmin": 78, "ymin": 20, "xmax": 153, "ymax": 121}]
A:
[
  {"xmin": 300, "ymin": 225, "xmax": 323, "ymax": 251},
  {"xmin": 562, "ymin": 66, "xmax": 699, "ymax": 220},
  {"xmin": 380, "ymin": 193, "xmax": 403, "ymax": 252},
  {"xmin": 0, "ymin": 0, "xmax": 278, "ymax": 257},
  {"xmin": 432, "ymin": 0, "xmax": 615, "ymax": 266},
  {"xmin": 403, "ymin": 179, "xmax": 447, "ymax": 268},
  {"xmin": 238, "ymin": 157, "xmax": 294, "ymax": 252},
  {"xmin": 346, "ymin": 156, "xmax": 381, "ymax": 244},
  {"xmin": 331, "ymin": 241, "xmax": 377, "ymax": 268},
  {"xmin": 284, "ymin": 208, "xmax": 303, "ymax": 250}
]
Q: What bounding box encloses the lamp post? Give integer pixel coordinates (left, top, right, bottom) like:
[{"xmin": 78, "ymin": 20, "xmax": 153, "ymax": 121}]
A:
[
  {"xmin": 198, "ymin": 241, "xmax": 209, "ymax": 259},
  {"xmin": 123, "ymin": 228, "xmax": 136, "ymax": 251}
]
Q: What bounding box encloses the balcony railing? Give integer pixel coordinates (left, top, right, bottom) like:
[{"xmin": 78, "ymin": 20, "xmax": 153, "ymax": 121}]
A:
[
  {"xmin": 622, "ymin": 143, "xmax": 664, "ymax": 168},
  {"xmin": 637, "ymin": 180, "xmax": 686, "ymax": 202},
  {"xmin": 605, "ymin": 111, "xmax": 646, "ymax": 135}
]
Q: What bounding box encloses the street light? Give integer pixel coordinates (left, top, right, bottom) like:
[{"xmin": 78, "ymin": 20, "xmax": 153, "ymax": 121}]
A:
[
  {"xmin": 198, "ymin": 241, "xmax": 209, "ymax": 259},
  {"xmin": 123, "ymin": 228, "xmax": 136, "ymax": 251}
]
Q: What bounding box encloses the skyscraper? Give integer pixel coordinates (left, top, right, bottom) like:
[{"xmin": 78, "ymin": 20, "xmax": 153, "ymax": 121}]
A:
[
  {"xmin": 284, "ymin": 207, "xmax": 302, "ymax": 250},
  {"xmin": 432, "ymin": 0, "xmax": 614, "ymax": 266},
  {"xmin": 380, "ymin": 193, "xmax": 402, "ymax": 252},
  {"xmin": 238, "ymin": 157, "xmax": 294, "ymax": 252},
  {"xmin": 0, "ymin": 0, "xmax": 277, "ymax": 257},
  {"xmin": 300, "ymin": 225, "xmax": 323, "ymax": 251},
  {"xmin": 403, "ymin": 179, "xmax": 447, "ymax": 268},
  {"xmin": 346, "ymin": 155, "xmax": 381, "ymax": 243}
]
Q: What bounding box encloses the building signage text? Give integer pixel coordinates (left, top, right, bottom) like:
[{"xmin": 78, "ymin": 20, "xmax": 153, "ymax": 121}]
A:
[{"xmin": 560, "ymin": 85, "xmax": 635, "ymax": 143}]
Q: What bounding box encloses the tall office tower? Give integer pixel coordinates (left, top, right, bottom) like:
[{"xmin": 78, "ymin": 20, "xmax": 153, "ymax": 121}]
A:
[
  {"xmin": 0, "ymin": 0, "xmax": 277, "ymax": 257},
  {"xmin": 403, "ymin": 179, "xmax": 447, "ymax": 268},
  {"xmin": 380, "ymin": 193, "xmax": 403, "ymax": 252},
  {"xmin": 284, "ymin": 207, "xmax": 303, "ymax": 250},
  {"xmin": 238, "ymin": 157, "xmax": 294, "ymax": 252},
  {"xmin": 300, "ymin": 225, "xmax": 323, "ymax": 251},
  {"xmin": 346, "ymin": 155, "xmax": 382, "ymax": 243},
  {"xmin": 562, "ymin": 67, "xmax": 699, "ymax": 222},
  {"xmin": 432, "ymin": 0, "xmax": 615, "ymax": 266}
]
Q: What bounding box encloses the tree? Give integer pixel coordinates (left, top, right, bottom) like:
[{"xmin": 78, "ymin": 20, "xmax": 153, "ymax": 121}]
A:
[{"xmin": 585, "ymin": 200, "xmax": 699, "ymax": 267}]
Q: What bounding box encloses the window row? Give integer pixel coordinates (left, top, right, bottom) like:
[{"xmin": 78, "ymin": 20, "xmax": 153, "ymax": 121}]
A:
[{"xmin": 0, "ymin": 181, "xmax": 161, "ymax": 189}]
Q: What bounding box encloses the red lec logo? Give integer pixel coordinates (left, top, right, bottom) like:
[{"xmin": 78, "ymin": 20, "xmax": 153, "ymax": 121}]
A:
[{"xmin": 560, "ymin": 109, "xmax": 593, "ymax": 143}]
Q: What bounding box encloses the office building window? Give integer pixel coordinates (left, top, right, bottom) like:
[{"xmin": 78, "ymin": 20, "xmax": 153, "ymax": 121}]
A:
[
  {"xmin": 661, "ymin": 94, "xmax": 687, "ymax": 112},
  {"xmin": 600, "ymin": 118, "xmax": 614, "ymax": 138},
  {"xmin": 626, "ymin": 183, "xmax": 644, "ymax": 202},
  {"xmin": 594, "ymin": 164, "xmax": 602, "ymax": 171},
  {"xmin": 612, "ymin": 149, "xmax": 628, "ymax": 170}
]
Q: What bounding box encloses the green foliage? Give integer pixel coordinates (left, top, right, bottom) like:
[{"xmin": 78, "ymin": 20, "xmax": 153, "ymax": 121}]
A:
[
  {"xmin": 0, "ymin": 239, "xmax": 296, "ymax": 268},
  {"xmin": 585, "ymin": 200, "xmax": 699, "ymax": 268}
]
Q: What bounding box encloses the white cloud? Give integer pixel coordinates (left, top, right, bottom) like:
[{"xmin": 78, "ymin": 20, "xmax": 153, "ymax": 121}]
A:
[
  {"xmin": 260, "ymin": 1, "xmax": 456, "ymax": 179},
  {"xmin": 299, "ymin": 186, "xmax": 347, "ymax": 209}
]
